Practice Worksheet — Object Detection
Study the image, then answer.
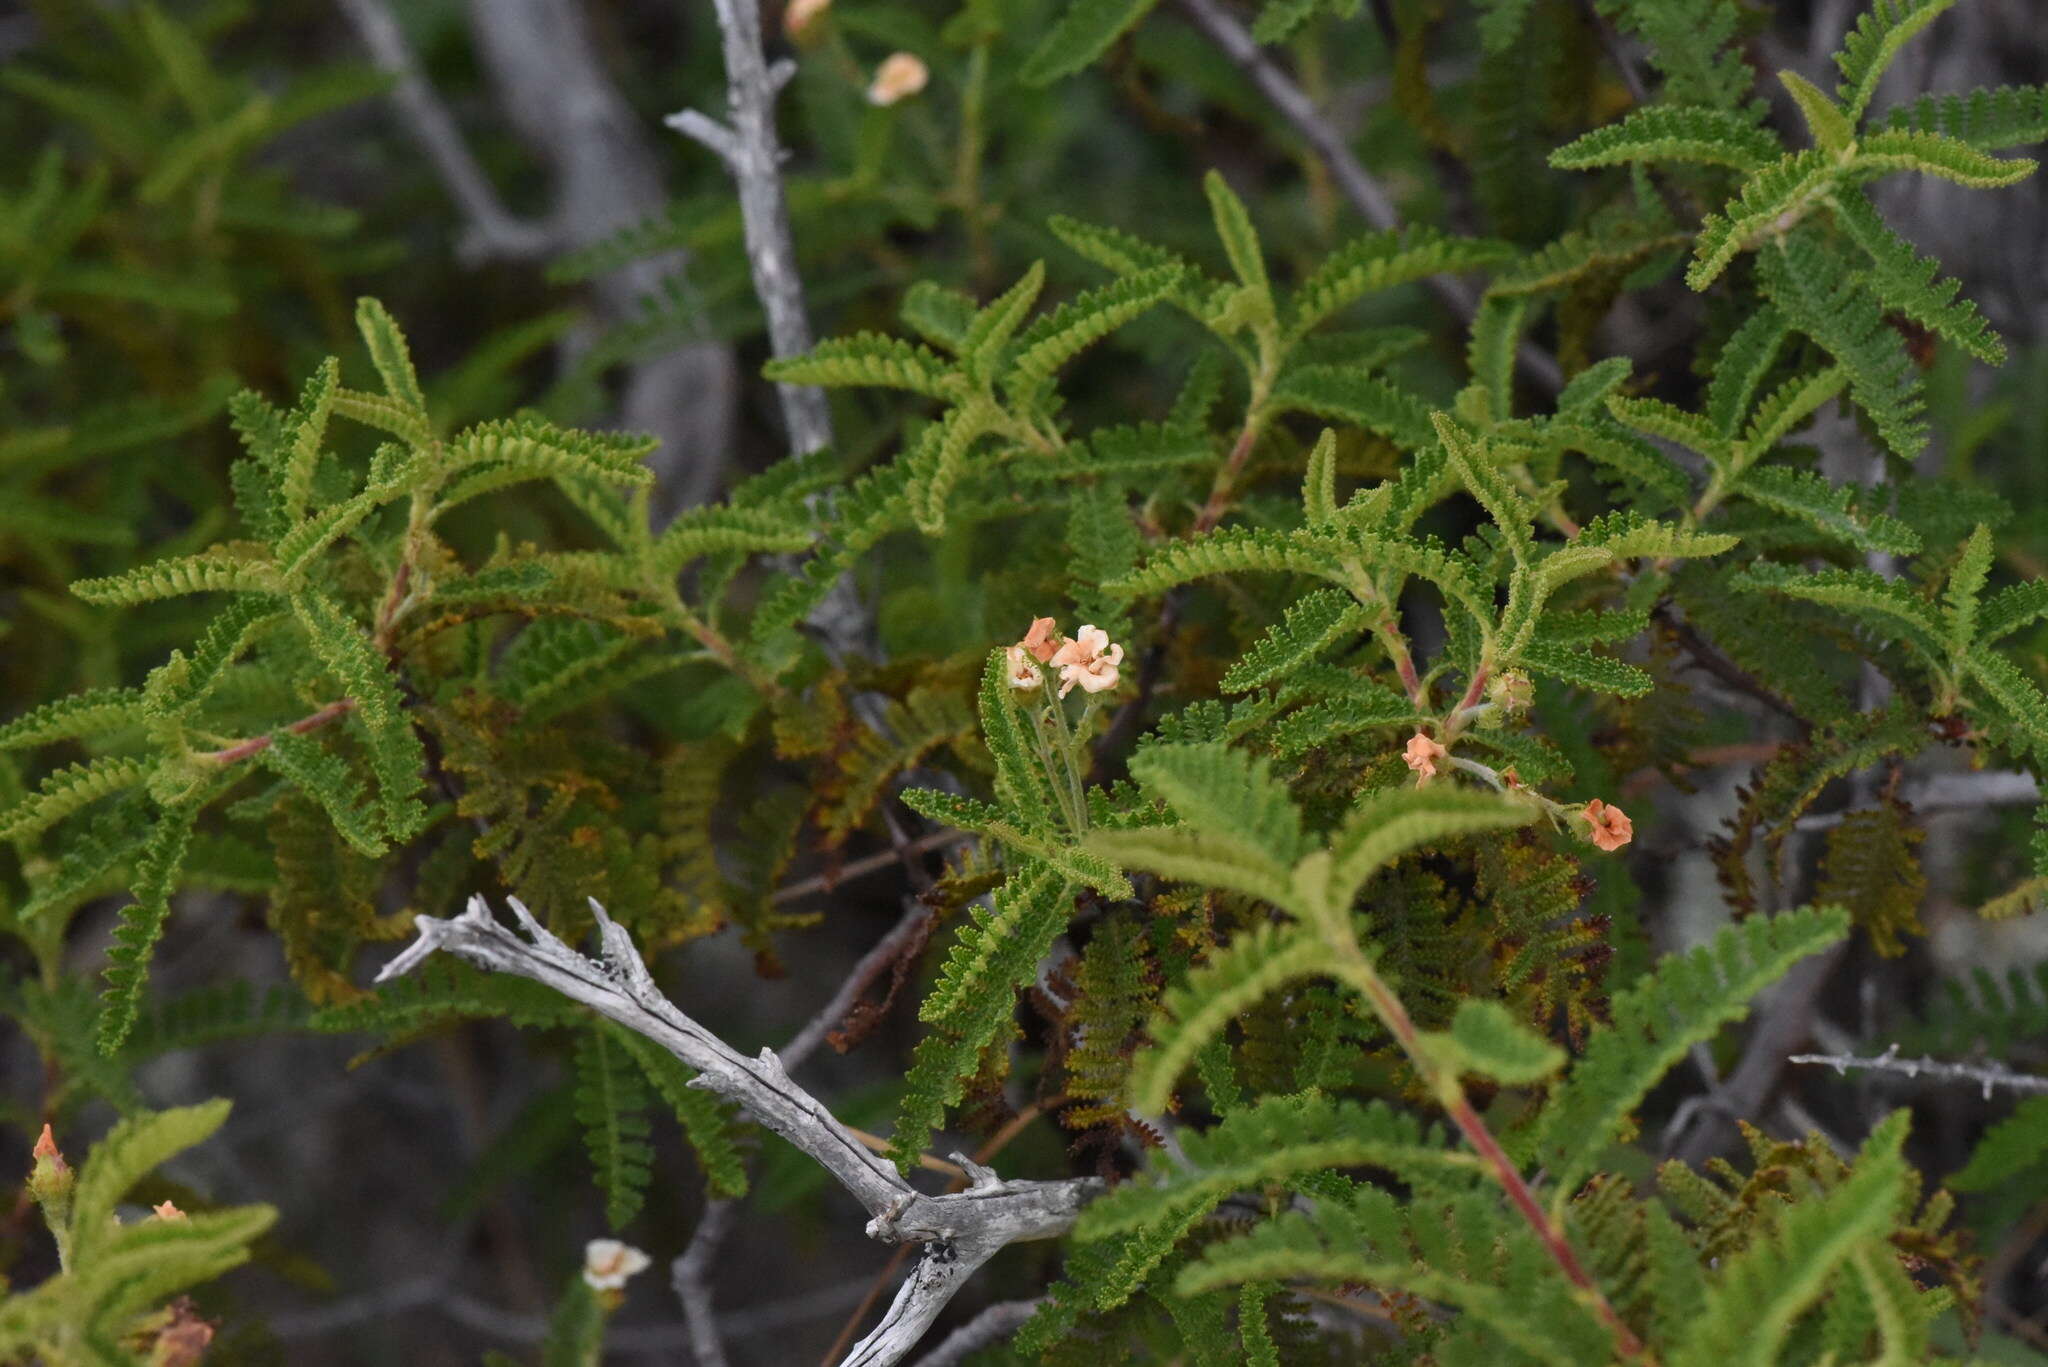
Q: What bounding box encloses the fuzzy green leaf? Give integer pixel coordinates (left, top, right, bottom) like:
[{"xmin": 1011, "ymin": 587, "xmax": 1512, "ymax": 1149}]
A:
[
  {"xmin": 1882, "ymin": 83, "xmax": 2048, "ymax": 151},
  {"xmin": 1420, "ymin": 999, "xmax": 1565, "ymax": 1085},
  {"xmin": 0, "ymin": 689, "xmax": 146, "ymax": 751},
  {"xmin": 1005, "ymin": 264, "xmax": 1184, "ymax": 405},
  {"xmin": 1737, "ymin": 465, "xmax": 1922, "ymax": 555},
  {"xmin": 1220, "ymin": 589, "xmax": 1371, "ymax": 692},
  {"xmin": 1021, "ymin": 0, "xmax": 1162, "ymax": 85},
  {"xmin": 1516, "ymin": 640, "xmax": 1654, "ymax": 697},
  {"xmin": 762, "ymin": 332, "xmax": 962, "ymax": 400},
  {"xmin": 0, "ymin": 755, "xmax": 153, "ymax": 842},
  {"xmin": 1132, "ymin": 924, "xmax": 1327, "ymax": 1114},
  {"xmin": 1532, "ymin": 905, "xmax": 1850, "ymax": 1194},
  {"xmin": 1688, "ymin": 151, "xmax": 1838, "ymax": 290},
  {"xmin": 1854, "ymin": 128, "xmax": 2037, "ymax": 188},
  {"xmin": 1326, "ymin": 786, "xmax": 1535, "ymax": 910},
  {"xmin": 1550, "ymin": 104, "xmax": 1783, "ymax": 173},
  {"xmin": 1673, "ymin": 1111, "xmax": 1911, "ymax": 1367},
  {"xmin": 1288, "ymin": 227, "xmax": 1513, "ymax": 337},
  {"xmin": 1834, "ymin": 0, "xmax": 1958, "ymax": 122},
  {"xmin": 72, "ymin": 545, "xmax": 280, "ymax": 606},
  {"xmin": 354, "ymin": 296, "xmax": 428, "ymax": 415},
  {"xmin": 95, "ymin": 801, "xmax": 203, "ymax": 1054}
]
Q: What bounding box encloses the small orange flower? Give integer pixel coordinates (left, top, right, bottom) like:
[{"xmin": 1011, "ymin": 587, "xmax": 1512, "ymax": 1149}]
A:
[
  {"xmin": 152, "ymin": 1200, "xmax": 187, "ymax": 1221},
  {"xmin": 1402, "ymin": 731, "xmax": 1448, "ymax": 783},
  {"xmin": 867, "ymin": 52, "xmax": 929, "ymax": 107},
  {"xmin": 1582, "ymin": 798, "xmax": 1633, "ymax": 852},
  {"xmin": 1020, "ymin": 616, "xmax": 1060, "ymax": 663},
  {"xmin": 32, "ymin": 1123, "xmax": 59, "ymax": 1164}
]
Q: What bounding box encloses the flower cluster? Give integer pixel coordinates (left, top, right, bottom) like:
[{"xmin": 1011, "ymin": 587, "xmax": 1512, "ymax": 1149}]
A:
[
  {"xmin": 1396, "ymin": 731, "xmax": 1633, "ymax": 852},
  {"xmin": 1007, "ymin": 618, "xmax": 1124, "ymax": 698}
]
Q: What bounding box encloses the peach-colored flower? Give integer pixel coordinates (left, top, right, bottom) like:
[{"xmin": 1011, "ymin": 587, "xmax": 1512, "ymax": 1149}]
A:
[
  {"xmin": 583, "ymin": 1238, "xmax": 652, "ymax": 1291},
  {"xmin": 1402, "ymin": 731, "xmax": 1447, "ymax": 783},
  {"xmin": 32, "ymin": 1123, "xmax": 60, "ymax": 1166},
  {"xmin": 783, "ymin": 0, "xmax": 830, "ymax": 40},
  {"xmin": 1020, "ymin": 616, "xmax": 1061, "ymax": 663},
  {"xmin": 1582, "ymin": 798, "xmax": 1633, "ymax": 852},
  {"xmin": 1050, "ymin": 624, "xmax": 1123, "ymax": 697},
  {"xmin": 152, "ymin": 1200, "xmax": 187, "ymax": 1220},
  {"xmin": 1005, "ymin": 645, "xmax": 1040, "ymax": 690},
  {"xmin": 867, "ymin": 52, "xmax": 929, "ymax": 107}
]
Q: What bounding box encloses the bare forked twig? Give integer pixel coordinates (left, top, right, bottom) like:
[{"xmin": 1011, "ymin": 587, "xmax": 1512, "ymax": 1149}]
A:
[{"xmin": 380, "ymin": 896, "xmax": 1099, "ymax": 1367}]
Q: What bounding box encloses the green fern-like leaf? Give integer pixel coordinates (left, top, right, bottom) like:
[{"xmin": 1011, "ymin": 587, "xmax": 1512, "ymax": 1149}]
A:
[
  {"xmin": 762, "ymin": 332, "xmax": 964, "ymax": 400},
  {"xmin": 574, "ymin": 1024, "xmax": 656, "ymax": 1229},
  {"xmin": 1005, "ymin": 264, "xmax": 1184, "ymax": 407},
  {"xmin": 1688, "ymin": 151, "xmax": 1838, "ymax": 290},
  {"xmin": 1758, "ymin": 231, "xmax": 1926, "ymax": 458},
  {"xmin": 354, "ymin": 295, "xmax": 428, "ymax": 415},
  {"xmin": 1705, "ymin": 305, "xmax": 1791, "ymax": 436},
  {"xmin": 1854, "ymin": 128, "xmax": 2037, "ymax": 188},
  {"xmin": 1131, "ymin": 925, "xmax": 1327, "ymax": 1114},
  {"xmin": 1219, "ymin": 589, "xmax": 1371, "ymax": 692},
  {"xmin": 610, "ymin": 1028, "xmax": 749, "ymax": 1199},
  {"xmin": 289, "ymin": 587, "xmax": 426, "ymax": 839},
  {"xmin": 94, "ymin": 800, "xmax": 203, "ymax": 1054},
  {"xmin": 1834, "ymin": 0, "xmax": 1957, "ymax": 121},
  {"xmin": 71, "ymin": 544, "xmax": 280, "ymax": 605},
  {"xmin": 1129, "ymin": 741, "xmax": 1307, "ymax": 866},
  {"xmin": 1270, "ymin": 366, "xmax": 1437, "ymax": 451},
  {"xmin": 1736, "ymin": 466, "xmax": 1922, "ymax": 555},
  {"xmin": 1288, "ymin": 227, "xmax": 1514, "ymax": 338},
  {"xmin": 1531, "ymin": 905, "xmax": 1850, "ymax": 1195},
  {"xmin": 1949, "ymin": 1094, "xmax": 2048, "ymax": 1192},
  {"xmin": 1830, "ymin": 190, "xmax": 2004, "ymax": 363},
  {"xmin": 65, "ymin": 1099, "xmax": 236, "ymax": 1261},
  {"xmin": 0, "ymin": 689, "xmax": 146, "ymax": 751},
  {"xmin": 1550, "ymin": 105, "xmax": 1783, "ymax": 173},
  {"xmin": 1672, "ymin": 1111, "xmax": 1912, "ymax": 1367},
  {"xmin": 1021, "ymin": 0, "xmax": 1162, "ymax": 86},
  {"xmin": 0, "ymin": 755, "xmax": 154, "ymax": 842},
  {"xmin": 1079, "ymin": 1093, "xmax": 1465, "ymax": 1239},
  {"xmin": 1731, "ymin": 562, "xmax": 1944, "ymax": 659},
  {"xmin": 1882, "ymin": 83, "xmax": 2048, "ymax": 151},
  {"xmin": 894, "ymin": 861, "xmax": 1073, "ymax": 1167}
]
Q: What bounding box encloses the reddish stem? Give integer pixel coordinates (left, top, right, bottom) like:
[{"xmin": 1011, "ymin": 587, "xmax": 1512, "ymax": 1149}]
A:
[
  {"xmin": 1341, "ymin": 949, "xmax": 1649, "ymax": 1362},
  {"xmin": 197, "ymin": 698, "xmax": 356, "ymax": 764},
  {"xmin": 1374, "ymin": 619, "xmax": 1426, "ymax": 707},
  {"xmin": 1444, "ymin": 1094, "xmax": 1649, "ymax": 1361},
  {"xmin": 1193, "ymin": 419, "xmax": 1264, "ymax": 534}
]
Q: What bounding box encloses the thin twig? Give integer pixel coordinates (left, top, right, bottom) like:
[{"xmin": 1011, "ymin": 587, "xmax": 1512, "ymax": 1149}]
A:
[
  {"xmin": 908, "ymin": 1298, "xmax": 1046, "ymax": 1367},
  {"xmin": 1794, "ymin": 769, "xmax": 2040, "ymax": 832},
  {"xmin": 1789, "ymin": 1044, "xmax": 2048, "ymax": 1098},
  {"xmin": 1175, "ymin": 0, "xmax": 1563, "ymax": 393},
  {"xmin": 666, "ymin": 0, "xmax": 832, "ymax": 456},
  {"xmin": 333, "ymin": 0, "xmax": 554, "ymax": 264},
  {"xmin": 674, "ymin": 1198, "xmax": 738, "ymax": 1367}
]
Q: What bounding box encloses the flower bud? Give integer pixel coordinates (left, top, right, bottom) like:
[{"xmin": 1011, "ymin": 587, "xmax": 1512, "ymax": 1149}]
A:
[
  {"xmin": 783, "ymin": 0, "xmax": 830, "ymax": 40},
  {"xmin": 1487, "ymin": 671, "xmax": 1534, "ymax": 716},
  {"xmin": 867, "ymin": 52, "xmax": 929, "ymax": 107}
]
